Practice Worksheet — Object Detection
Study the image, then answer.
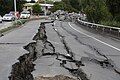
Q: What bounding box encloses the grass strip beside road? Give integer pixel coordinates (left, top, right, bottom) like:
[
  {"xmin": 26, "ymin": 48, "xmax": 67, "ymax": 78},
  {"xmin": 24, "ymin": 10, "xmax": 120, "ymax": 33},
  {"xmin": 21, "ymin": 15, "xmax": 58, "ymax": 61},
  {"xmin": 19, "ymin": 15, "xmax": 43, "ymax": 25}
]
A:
[{"xmin": 0, "ymin": 20, "xmax": 28, "ymax": 35}]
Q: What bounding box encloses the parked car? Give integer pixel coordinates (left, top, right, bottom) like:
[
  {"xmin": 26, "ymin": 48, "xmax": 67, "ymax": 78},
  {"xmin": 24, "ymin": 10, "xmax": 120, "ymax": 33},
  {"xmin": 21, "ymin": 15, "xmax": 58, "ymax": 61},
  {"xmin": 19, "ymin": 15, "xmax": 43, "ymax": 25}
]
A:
[
  {"xmin": 20, "ymin": 11, "xmax": 30, "ymax": 19},
  {"xmin": 2, "ymin": 14, "xmax": 16, "ymax": 21},
  {"xmin": 0, "ymin": 15, "xmax": 2, "ymax": 23}
]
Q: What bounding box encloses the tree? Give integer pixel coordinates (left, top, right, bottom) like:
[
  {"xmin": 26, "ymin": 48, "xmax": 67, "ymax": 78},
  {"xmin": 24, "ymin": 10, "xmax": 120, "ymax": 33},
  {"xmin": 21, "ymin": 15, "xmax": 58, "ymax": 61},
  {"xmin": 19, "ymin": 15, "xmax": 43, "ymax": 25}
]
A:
[
  {"xmin": 38, "ymin": 0, "xmax": 44, "ymax": 3},
  {"xmin": 38, "ymin": 0, "xmax": 54, "ymax": 4},
  {"xmin": 32, "ymin": 3, "xmax": 42, "ymax": 15},
  {"xmin": 80, "ymin": 0, "xmax": 112, "ymax": 23},
  {"xmin": 50, "ymin": 0, "xmax": 113, "ymax": 23},
  {"xmin": 0, "ymin": 0, "xmax": 14, "ymax": 16},
  {"xmin": 106, "ymin": 0, "xmax": 120, "ymax": 21},
  {"xmin": 0, "ymin": 0, "xmax": 26, "ymax": 16},
  {"xmin": 69, "ymin": 0, "xmax": 81, "ymax": 11},
  {"xmin": 16, "ymin": 0, "xmax": 27, "ymax": 12},
  {"xmin": 50, "ymin": 0, "xmax": 77, "ymax": 12},
  {"xmin": 50, "ymin": 2, "xmax": 64, "ymax": 12}
]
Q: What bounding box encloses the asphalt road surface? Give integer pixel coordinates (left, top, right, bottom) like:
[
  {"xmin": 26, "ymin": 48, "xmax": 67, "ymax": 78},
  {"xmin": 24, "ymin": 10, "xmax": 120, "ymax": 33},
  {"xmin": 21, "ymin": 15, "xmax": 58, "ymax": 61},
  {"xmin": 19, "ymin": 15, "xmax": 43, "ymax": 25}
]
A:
[
  {"xmin": 34, "ymin": 20, "xmax": 120, "ymax": 80},
  {"xmin": 0, "ymin": 19, "xmax": 120, "ymax": 80},
  {"xmin": 0, "ymin": 20, "xmax": 40, "ymax": 80}
]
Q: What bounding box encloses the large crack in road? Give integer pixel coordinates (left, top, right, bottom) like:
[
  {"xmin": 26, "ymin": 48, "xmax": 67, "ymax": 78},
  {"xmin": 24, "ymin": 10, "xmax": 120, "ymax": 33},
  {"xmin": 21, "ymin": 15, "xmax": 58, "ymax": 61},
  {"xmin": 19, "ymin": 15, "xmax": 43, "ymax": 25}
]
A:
[
  {"xmin": 53, "ymin": 27, "xmax": 89, "ymax": 80},
  {"xmin": 9, "ymin": 21, "xmax": 90, "ymax": 80},
  {"xmin": 59, "ymin": 21, "xmax": 120, "ymax": 75},
  {"xmin": 8, "ymin": 19, "xmax": 120, "ymax": 80},
  {"xmin": 8, "ymin": 22, "xmax": 52, "ymax": 80}
]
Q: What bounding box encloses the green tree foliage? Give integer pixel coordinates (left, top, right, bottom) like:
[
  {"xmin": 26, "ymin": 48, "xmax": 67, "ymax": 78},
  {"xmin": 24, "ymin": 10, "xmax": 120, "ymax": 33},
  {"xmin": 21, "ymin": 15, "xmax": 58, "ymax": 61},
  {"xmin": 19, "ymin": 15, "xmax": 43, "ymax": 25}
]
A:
[
  {"xmin": 0, "ymin": 0, "xmax": 26, "ymax": 16},
  {"xmin": 80, "ymin": 0, "xmax": 112, "ymax": 23},
  {"xmin": 38, "ymin": 0, "xmax": 54, "ymax": 4},
  {"xmin": 106, "ymin": 0, "xmax": 120, "ymax": 21},
  {"xmin": 69, "ymin": 0, "xmax": 81, "ymax": 11},
  {"xmin": 32, "ymin": 3, "xmax": 42, "ymax": 15},
  {"xmin": 46, "ymin": 0, "xmax": 54, "ymax": 4},
  {"xmin": 62, "ymin": 0, "xmax": 78, "ymax": 12},
  {"xmin": 50, "ymin": 2, "xmax": 64, "ymax": 12},
  {"xmin": 51, "ymin": 0, "xmax": 111, "ymax": 23},
  {"xmin": 0, "ymin": 0, "xmax": 13, "ymax": 16},
  {"xmin": 50, "ymin": 0, "xmax": 77, "ymax": 12},
  {"xmin": 51, "ymin": 0, "xmax": 120, "ymax": 26},
  {"xmin": 17, "ymin": 0, "xmax": 27, "ymax": 12}
]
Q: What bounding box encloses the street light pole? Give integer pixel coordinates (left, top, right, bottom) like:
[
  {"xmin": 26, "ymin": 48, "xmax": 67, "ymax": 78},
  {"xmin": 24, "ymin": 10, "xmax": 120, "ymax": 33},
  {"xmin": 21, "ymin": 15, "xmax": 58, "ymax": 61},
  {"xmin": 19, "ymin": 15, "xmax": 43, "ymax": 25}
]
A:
[
  {"xmin": 14, "ymin": 0, "xmax": 17, "ymax": 18},
  {"xmin": 14, "ymin": 0, "xmax": 17, "ymax": 13},
  {"xmin": 44, "ymin": 0, "xmax": 47, "ymax": 16}
]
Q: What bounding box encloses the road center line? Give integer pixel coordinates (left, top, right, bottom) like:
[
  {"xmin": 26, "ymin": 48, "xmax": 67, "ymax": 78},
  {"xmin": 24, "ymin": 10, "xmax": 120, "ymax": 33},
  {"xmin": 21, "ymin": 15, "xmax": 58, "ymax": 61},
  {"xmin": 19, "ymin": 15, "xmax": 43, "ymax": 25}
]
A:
[{"xmin": 68, "ymin": 22, "xmax": 120, "ymax": 52}]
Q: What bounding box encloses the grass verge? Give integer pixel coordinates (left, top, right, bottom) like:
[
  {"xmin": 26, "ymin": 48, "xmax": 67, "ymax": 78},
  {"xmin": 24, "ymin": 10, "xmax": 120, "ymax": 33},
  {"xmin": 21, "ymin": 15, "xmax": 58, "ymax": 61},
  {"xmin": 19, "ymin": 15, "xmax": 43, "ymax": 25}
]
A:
[{"xmin": 0, "ymin": 19, "xmax": 28, "ymax": 36}]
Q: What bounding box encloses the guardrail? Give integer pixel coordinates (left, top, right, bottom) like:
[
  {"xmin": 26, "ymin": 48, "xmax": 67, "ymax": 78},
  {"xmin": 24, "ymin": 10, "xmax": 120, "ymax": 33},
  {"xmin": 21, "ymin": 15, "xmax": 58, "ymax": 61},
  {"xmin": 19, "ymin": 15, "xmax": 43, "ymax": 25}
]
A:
[{"xmin": 77, "ymin": 19, "xmax": 120, "ymax": 38}]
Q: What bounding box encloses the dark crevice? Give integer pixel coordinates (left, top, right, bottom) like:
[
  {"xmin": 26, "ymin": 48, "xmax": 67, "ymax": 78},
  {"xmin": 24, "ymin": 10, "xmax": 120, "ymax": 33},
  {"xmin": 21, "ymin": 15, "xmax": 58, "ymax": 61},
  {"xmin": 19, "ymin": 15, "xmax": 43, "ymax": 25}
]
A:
[
  {"xmin": 52, "ymin": 26, "xmax": 89, "ymax": 80},
  {"xmin": 9, "ymin": 19, "xmax": 120, "ymax": 80},
  {"xmin": 53, "ymin": 27, "xmax": 75, "ymax": 58},
  {"xmin": 0, "ymin": 43, "xmax": 24, "ymax": 45},
  {"xmin": 60, "ymin": 22, "xmax": 108, "ymax": 60},
  {"xmin": 8, "ymin": 21, "xmax": 55, "ymax": 80},
  {"xmin": 59, "ymin": 21, "xmax": 120, "ymax": 75}
]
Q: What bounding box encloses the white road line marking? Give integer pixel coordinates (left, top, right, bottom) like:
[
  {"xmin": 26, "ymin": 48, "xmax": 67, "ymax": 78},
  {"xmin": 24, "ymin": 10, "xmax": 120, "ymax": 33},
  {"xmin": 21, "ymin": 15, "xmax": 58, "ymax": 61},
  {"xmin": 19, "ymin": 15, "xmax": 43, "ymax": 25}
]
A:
[{"xmin": 68, "ymin": 22, "xmax": 120, "ymax": 52}]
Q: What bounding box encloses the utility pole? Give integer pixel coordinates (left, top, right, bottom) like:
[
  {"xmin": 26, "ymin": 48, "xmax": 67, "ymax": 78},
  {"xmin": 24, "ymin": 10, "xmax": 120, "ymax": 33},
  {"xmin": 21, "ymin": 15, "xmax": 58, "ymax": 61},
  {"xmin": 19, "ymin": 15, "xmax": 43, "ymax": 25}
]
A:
[
  {"xmin": 14, "ymin": 0, "xmax": 17, "ymax": 19},
  {"xmin": 44, "ymin": 0, "xmax": 47, "ymax": 16}
]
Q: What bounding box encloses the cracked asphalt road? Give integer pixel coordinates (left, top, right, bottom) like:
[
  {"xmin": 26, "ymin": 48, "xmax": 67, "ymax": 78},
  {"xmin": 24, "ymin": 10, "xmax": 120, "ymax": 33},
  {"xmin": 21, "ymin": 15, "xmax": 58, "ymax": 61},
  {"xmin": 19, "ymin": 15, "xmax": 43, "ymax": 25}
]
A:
[
  {"xmin": 0, "ymin": 20, "xmax": 41, "ymax": 80},
  {"xmin": 0, "ymin": 19, "xmax": 120, "ymax": 80},
  {"xmin": 34, "ymin": 20, "xmax": 120, "ymax": 80}
]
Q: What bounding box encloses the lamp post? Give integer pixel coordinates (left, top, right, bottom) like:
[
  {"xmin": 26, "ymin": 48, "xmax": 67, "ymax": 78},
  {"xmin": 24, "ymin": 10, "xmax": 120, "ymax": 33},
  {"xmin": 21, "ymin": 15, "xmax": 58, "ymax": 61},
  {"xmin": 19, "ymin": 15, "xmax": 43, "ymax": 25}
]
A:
[
  {"xmin": 14, "ymin": 0, "xmax": 17, "ymax": 19},
  {"xmin": 44, "ymin": 0, "xmax": 47, "ymax": 16}
]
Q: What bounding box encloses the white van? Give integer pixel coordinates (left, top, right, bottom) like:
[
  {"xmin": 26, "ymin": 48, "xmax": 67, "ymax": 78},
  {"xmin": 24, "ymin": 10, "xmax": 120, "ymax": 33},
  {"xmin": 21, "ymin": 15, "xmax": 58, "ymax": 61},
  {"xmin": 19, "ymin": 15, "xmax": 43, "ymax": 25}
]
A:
[{"xmin": 20, "ymin": 11, "xmax": 30, "ymax": 19}]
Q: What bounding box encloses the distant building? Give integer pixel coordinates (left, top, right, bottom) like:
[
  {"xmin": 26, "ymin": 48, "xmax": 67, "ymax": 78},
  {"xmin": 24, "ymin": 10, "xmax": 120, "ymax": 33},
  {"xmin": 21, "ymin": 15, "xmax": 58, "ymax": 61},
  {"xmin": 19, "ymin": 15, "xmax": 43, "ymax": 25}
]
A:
[{"xmin": 23, "ymin": 3, "xmax": 53, "ymax": 14}]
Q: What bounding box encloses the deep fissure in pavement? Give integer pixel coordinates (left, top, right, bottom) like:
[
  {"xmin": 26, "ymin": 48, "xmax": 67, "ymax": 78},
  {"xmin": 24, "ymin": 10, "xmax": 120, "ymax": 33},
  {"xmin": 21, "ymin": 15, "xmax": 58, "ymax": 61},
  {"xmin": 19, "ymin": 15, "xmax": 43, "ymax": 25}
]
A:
[
  {"xmin": 53, "ymin": 27, "xmax": 89, "ymax": 80},
  {"xmin": 60, "ymin": 21, "xmax": 120, "ymax": 75},
  {"xmin": 8, "ymin": 22, "xmax": 53, "ymax": 80},
  {"xmin": 9, "ymin": 20, "xmax": 91, "ymax": 80},
  {"xmin": 9, "ymin": 19, "xmax": 120, "ymax": 80}
]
